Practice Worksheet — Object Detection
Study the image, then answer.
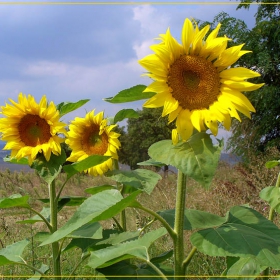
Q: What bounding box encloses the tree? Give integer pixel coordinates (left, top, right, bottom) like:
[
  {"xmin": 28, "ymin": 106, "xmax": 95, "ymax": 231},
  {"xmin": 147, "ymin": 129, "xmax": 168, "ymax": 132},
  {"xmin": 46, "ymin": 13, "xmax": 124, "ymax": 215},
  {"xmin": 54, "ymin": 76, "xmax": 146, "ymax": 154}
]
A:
[
  {"xmin": 199, "ymin": 3, "xmax": 280, "ymax": 161},
  {"xmin": 117, "ymin": 107, "xmax": 175, "ymax": 170}
]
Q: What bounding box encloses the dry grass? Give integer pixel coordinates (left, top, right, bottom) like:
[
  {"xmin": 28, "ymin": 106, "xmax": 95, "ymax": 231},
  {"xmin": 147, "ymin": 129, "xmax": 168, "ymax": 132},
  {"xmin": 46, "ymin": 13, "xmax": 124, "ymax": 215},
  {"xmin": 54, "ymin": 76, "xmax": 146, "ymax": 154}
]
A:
[{"xmin": 0, "ymin": 149, "xmax": 280, "ymax": 278}]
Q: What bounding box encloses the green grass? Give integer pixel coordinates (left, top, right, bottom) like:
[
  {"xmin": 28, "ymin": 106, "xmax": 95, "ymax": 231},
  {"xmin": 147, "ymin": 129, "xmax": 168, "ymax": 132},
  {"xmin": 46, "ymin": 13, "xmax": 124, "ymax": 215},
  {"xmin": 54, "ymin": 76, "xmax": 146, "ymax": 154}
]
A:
[{"xmin": 0, "ymin": 151, "xmax": 280, "ymax": 278}]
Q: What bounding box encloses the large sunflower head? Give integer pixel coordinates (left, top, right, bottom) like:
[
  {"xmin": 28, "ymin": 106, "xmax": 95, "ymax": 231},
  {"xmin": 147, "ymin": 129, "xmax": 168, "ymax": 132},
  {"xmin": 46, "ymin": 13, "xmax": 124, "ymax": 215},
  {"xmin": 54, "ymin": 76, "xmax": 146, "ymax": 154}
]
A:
[
  {"xmin": 65, "ymin": 110, "xmax": 121, "ymax": 176},
  {"xmin": 139, "ymin": 18, "xmax": 264, "ymax": 144},
  {"xmin": 0, "ymin": 93, "xmax": 67, "ymax": 164}
]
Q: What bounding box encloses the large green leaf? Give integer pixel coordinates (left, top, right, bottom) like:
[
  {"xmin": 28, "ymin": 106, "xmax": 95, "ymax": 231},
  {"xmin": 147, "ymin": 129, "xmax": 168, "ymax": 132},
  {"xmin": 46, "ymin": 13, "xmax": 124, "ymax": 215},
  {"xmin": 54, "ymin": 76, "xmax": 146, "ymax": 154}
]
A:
[
  {"xmin": 17, "ymin": 207, "xmax": 50, "ymax": 224},
  {"xmin": 56, "ymin": 99, "xmax": 89, "ymax": 117},
  {"xmin": 137, "ymin": 159, "xmax": 166, "ymax": 168},
  {"xmin": 87, "ymin": 228, "xmax": 167, "ymax": 269},
  {"xmin": 39, "ymin": 196, "xmax": 87, "ymax": 211},
  {"xmin": 106, "ymin": 169, "xmax": 161, "ymax": 195},
  {"xmin": 260, "ymin": 186, "xmax": 280, "ymax": 213},
  {"xmin": 191, "ymin": 205, "xmax": 280, "ymax": 269},
  {"xmin": 28, "ymin": 264, "xmax": 49, "ymax": 280},
  {"xmin": 40, "ymin": 189, "xmax": 141, "ymax": 246},
  {"xmin": 148, "ymin": 133, "xmax": 223, "ymax": 188},
  {"xmin": 97, "ymin": 260, "xmax": 174, "ymax": 280},
  {"xmin": 0, "ymin": 194, "xmax": 30, "ymax": 209},
  {"xmin": 103, "ymin": 85, "xmax": 155, "ymax": 103},
  {"xmin": 85, "ymin": 185, "xmax": 116, "ymax": 195},
  {"xmin": 158, "ymin": 209, "xmax": 226, "ymax": 230},
  {"xmin": 225, "ymin": 256, "xmax": 266, "ymax": 280},
  {"xmin": 31, "ymin": 149, "xmax": 66, "ymax": 184},
  {"xmin": 0, "ymin": 239, "xmax": 29, "ymax": 265},
  {"xmin": 68, "ymin": 222, "xmax": 103, "ymax": 239},
  {"xmin": 63, "ymin": 155, "xmax": 110, "ymax": 178},
  {"xmin": 114, "ymin": 109, "xmax": 139, "ymax": 123}
]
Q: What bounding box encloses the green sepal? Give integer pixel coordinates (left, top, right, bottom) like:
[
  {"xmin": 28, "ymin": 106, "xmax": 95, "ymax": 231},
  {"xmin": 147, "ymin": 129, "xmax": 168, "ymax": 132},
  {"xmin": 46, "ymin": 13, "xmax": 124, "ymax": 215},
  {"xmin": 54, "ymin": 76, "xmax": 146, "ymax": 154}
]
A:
[
  {"xmin": 148, "ymin": 132, "xmax": 223, "ymax": 189},
  {"xmin": 56, "ymin": 99, "xmax": 90, "ymax": 117},
  {"xmin": 31, "ymin": 148, "xmax": 66, "ymax": 184},
  {"xmin": 103, "ymin": 85, "xmax": 155, "ymax": 103}
]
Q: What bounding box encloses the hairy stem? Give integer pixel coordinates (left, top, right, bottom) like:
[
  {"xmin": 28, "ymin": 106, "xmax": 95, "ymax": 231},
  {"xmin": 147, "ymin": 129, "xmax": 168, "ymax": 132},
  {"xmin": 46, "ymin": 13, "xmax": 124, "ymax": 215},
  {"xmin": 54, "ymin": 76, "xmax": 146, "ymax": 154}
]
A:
[
  {"xmin": 174, "ymin": 170, "xmax": 187, "ymax": 279},
  {"xmin": 49, "ymin": 181, "xmax": 61, "ymax": 278}
]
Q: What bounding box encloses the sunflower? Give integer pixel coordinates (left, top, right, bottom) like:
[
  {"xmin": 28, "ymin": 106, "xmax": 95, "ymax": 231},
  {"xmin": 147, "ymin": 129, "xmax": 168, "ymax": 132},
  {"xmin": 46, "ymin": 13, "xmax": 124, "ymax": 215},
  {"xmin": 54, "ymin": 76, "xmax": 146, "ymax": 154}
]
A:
[
  {"xmin": 139, "ymin": 18, "xmax": 264, "ymax": 144},
  {"xmin": 65, "ymin": 110, "xmax": 121, "ymax": 176},
  {"xmin": 0, "ymin": 93, "xmax": 67, "ymax": 164}
]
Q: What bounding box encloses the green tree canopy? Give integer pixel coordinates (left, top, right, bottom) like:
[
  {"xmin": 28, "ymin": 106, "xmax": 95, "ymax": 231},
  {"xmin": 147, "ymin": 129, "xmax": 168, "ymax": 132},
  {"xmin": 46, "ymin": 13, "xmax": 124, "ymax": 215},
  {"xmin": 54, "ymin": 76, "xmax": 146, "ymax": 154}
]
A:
[{"xmin": 116, "ymin": 107, "xmax": 175, "ymax": 170}]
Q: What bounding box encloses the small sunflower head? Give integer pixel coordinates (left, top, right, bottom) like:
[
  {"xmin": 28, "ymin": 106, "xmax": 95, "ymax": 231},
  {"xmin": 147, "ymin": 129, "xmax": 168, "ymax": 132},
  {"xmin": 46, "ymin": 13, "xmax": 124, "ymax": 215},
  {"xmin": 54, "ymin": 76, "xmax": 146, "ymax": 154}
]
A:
[
  {"xmin": 0, "ymin": 93, "xmax": 67, "ymax": 164},
  {"xmin": 65, "ymin": 110, "xmax": 121, "ymax": 176},
  {"xmin": 139, "ymin": 18, "xmax": 264, "ymax": 144}
]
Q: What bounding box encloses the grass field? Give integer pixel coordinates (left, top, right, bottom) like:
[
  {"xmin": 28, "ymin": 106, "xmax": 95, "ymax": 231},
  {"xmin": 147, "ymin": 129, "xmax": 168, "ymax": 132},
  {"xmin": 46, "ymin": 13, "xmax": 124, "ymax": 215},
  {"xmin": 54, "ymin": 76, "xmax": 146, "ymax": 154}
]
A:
[{"xmin": 0, "ymin": 148, "xmax": 279, "ymax": 279}]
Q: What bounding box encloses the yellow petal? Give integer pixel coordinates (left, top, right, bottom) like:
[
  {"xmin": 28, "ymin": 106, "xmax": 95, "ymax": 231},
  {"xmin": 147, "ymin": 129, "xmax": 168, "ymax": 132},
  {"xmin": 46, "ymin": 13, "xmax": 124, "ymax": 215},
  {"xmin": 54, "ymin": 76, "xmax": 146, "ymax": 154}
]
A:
[
  {"xmin": 220, "ymin": 86, "xmax": 255, "ymax": 112},
  {"xmin": 220, "ymin": 67, "xmax": 261, "ymax": 81},
  {"xmin": 221, "ymin": 79, "xmax": 265, "ymax": 91},
  {"xmin": 176, "ymin": 109, "xmax": 193, "ymax": 141},
  {"xmin": 172, "ymin": 129, "xmax": 179, "ymax": 145},
  {"xmin": 143, "ymin": 91, "xmax": 170, "ymax": 108},
  {"xmin": 191, "ymin": 24, "xmax": 210, "ymax": 55},
  {"xmin": 162, "ymin": 98, "xmax": 179, "ymax": 117},
  {"xmin": 181, "ymin": 18, "xmax": 194, "ymax": 53}
]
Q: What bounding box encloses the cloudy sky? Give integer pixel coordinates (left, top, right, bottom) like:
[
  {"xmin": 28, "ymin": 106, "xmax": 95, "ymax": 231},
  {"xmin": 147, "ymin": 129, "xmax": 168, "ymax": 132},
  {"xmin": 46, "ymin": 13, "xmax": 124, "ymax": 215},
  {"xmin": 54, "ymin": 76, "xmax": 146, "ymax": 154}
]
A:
[{"xmin": 0, "ymin": 1, "xmax": 259, "ymax": 142}]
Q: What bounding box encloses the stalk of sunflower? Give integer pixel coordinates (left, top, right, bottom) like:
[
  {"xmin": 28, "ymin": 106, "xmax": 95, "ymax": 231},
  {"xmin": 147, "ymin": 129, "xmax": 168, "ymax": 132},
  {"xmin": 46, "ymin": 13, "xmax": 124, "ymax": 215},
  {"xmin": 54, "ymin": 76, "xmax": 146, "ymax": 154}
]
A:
[
  {"xmin": 65, "ymin": 110, "xmax": 121, "ymax": 176},
  {"xmin": 139, "ymin": 18, "xmax": 264, "ymax": 144},
  {"xmin": 0, "ymin": 93, "xmax": 67, "ymax": 164}
]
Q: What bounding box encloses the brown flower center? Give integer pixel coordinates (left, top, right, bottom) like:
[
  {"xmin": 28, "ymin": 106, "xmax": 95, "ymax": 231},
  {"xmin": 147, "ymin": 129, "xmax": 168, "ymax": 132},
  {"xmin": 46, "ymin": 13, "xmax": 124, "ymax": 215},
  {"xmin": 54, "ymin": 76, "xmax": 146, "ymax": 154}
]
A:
[
  {"xmin": 167, "ymin": 55, "xmax": 220, "ymax": 110},
  {"xmin": 81, "ymin": 124, "xmax": 108, "ymax": 155},
  {"xmin": 18, "ymin": 114, "xmax": 51, "ymax": 146}
]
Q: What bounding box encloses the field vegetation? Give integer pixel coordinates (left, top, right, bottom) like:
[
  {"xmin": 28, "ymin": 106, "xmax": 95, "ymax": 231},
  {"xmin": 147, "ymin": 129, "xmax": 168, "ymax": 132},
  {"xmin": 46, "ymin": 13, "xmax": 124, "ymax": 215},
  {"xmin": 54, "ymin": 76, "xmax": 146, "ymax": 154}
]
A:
[{"xmin": 0, "ymin": 147, "xmax": 279, "ymax": 279}]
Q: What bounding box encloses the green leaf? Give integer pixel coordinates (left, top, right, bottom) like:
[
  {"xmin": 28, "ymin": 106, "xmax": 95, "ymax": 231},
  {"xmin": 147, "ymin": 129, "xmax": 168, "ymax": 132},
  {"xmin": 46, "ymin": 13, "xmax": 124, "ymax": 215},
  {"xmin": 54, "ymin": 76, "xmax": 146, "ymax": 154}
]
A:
[
  {"xmin": 63, "ymin": 155, "xmax": 111, "ymax": 178},
  {"xmin": 0, "ymin": 239, "xmax": 29, "ymax": 265},
  {"xmin": 40, "ymin": 189, "xmax": 141, "ymax": 246},
  {"xmin": 226, "ymin": 256, "xmax": 266, "ymax": 280},
  {"xmin": 56, "ymin": 99, "xmax": 90, "ymax": 117},
  {"xmin": 103, "ymin": 85, "xmax": 155, "ymax": 103},
  {"xmin": 157, "ymin": 209, "xmax": 226, "ymax": 230},
  {"xmin": 191, "ymin": 205, "xmax": 280, "ymax": 269},
  {"xmin": 87, "ymin": 228, "xmax": 167, "ymax": 269},
  {"xmin": 3, "ymin": 156, "xmax": 29, "ymax": 165},
  {"xmin": 150, "ymin": 250, "xmax": 173, "ymax": 264},
  {"xmin": 17, "ymin": 207, "xmax": 50, "ymax": 224},
  {"xmin": 114, "ymin": 109, "xmax": 139, "ymax": 123},
  {"xmin": 0, "ymin": 194, "xmax": 30, "ymax": 209},
  {"xmin": 106, "ymin": 169, "xmax": 162, "ymax": 195},
  {"xmin": 260, "ymin": 186, "xmax": 280, "ymax": 213},
  {"xmin": 97, "ymin": 260, "xmax": 174, "ymax": 279},
  {"xmin": 28, "ymin": 264, "xmax": 49, "ymax": 280},
  {"xmin": 265, "ymin": 160, "xmax": 280, "ymax": 168},
  {"xmin": 68, "ymin": 222, "xmax": 103, "ymax": 239},
  {"xmin": 148, "ymin": 133, "xmax": 223, "ymax": 188},
  {"xmin": 137, "ymin": 159, "xmax": 166, "ymax": 168},
  {"xmin": 85, "ymin": 185, "xmax": 116, "ymax": 195},
  {"xmin": 97, "ymin": 231, "xmax": 139, "ymax": 246},
  {"xmin": 39, "ymin": 196, "xmax": 87, "ymax": 212},
  {"xmin": 31, "ymin": 148, "xmax": 66, "ymax": 184}
]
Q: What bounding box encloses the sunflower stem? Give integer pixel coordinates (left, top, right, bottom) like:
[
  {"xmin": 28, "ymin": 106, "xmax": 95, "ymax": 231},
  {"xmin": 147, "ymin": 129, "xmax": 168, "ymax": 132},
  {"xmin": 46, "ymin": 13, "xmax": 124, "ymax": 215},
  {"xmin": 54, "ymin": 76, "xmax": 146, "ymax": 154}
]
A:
[
  {"xmin": 174, "ymin": 169, "xmax": 187, "ymax": 279},
  {"xmin": 113, "ymin": 159, "xmax": 127, "ymax": 231},
  {"xmin": 49, "ymin": 181, "xmax": 61, "ymax": 278}
]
